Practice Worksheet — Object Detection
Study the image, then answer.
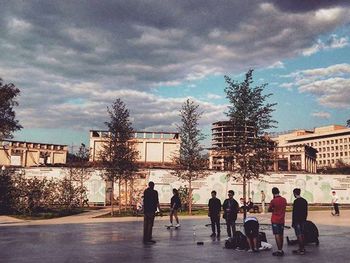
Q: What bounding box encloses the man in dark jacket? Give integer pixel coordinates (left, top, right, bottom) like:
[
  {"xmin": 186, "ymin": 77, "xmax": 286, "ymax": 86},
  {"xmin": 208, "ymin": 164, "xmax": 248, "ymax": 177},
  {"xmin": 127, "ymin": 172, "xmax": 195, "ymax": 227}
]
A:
[
  {"xmin": 292, "ymin": 188, "xmax": 308, "ymax": 255},
  {"xmin": 208, "ymin": 190, "xmax": 221, "ymax": 237},
  {"xmin": 143, "ymin": 181, "xmax": 162, "ymax": 244},
  {"xmin": 222, "ymin": 190, "xmax": 239, "ymax": 238}
]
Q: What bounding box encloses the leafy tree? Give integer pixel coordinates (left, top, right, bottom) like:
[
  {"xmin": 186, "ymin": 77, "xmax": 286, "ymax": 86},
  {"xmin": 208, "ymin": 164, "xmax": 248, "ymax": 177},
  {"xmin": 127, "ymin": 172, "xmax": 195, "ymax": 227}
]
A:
[
  {"xmin": 55, "ymin": 177, "xmax": 81, "ymax": 211},
  {"xmin": 347, "ymin": 119, "xmax": 350, "ymax": 127},
  {"xmin": 172, "ymin": 99, "xmax": 208, "ymax": 215},
  {"xmin": 224, "ymin": 69, "xmax": 277, "ymax": 218},
  {"xmin": 0, "ymin": 168, "xmax": 16, "ymax": 214},
  {"xmin": 100, "ymin": 98, "xmax": 138, "ymax": 215},
  {"xmin": 0, "ymin": 78, "xmax": 22, "ymax": 140},
  {"xmin": 66, "ymin": 143, "xmax": 92, "ymax": 207}
]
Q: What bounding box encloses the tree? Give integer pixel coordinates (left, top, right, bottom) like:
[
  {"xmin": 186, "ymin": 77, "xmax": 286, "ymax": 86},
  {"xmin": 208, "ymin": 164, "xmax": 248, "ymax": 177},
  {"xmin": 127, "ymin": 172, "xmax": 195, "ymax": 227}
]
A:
[
  {"xmin": 0, "ymin": 168, "xmax": 16, "ymax": 214},
  {"xmin": 66, "ymin": 143, "xmax": 92, "ymax": 207},
  {"xmin": 100, "ymin": 98, "xmax": 138, "ymax": 215},
  {"xmin": 0, "ymin": 78, "xmax": 22, "ymax": 140},
  {"xmin": 172, "ymin": 99, "xmax": 208, "ymax": 215},
  {"xmin": 347, "ymin": 119, "xmax": 350, "ymax": 127},
  {"xmin": 224, "ymin": 69, "xmax": 277, "ymax": 219}
]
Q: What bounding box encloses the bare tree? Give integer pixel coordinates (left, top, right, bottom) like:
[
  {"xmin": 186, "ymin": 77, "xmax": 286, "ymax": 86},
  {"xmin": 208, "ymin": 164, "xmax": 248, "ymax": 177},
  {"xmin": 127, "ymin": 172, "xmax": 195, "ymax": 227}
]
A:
[
  {"xmin": 172, "ymin": 99, "xmax": 208, "ymax": 215},
  {"xmin": 223, "ymin": 69, "xmax": 277, "ymax": 219},
  {"xmin": 100, "ymin": 98, "xmax": 138, "ymax": 215}
]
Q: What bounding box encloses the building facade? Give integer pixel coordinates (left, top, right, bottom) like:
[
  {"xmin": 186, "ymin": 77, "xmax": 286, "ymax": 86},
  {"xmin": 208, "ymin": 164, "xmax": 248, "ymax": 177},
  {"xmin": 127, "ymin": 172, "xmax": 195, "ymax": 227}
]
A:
[
  {"xmin": 89, "ymin": 130, "xmax": 180, "ymax": 166},
  {"xmin": 0, "ymin": 140, "xmax": 68, "ymax": 167},
  {"xmin": 274, "ymin": 125, "xmax": 350, "ymax": 168},
  {"xmin": 209, "ymin": 121, "xmax": 317, "ymax": 173}
]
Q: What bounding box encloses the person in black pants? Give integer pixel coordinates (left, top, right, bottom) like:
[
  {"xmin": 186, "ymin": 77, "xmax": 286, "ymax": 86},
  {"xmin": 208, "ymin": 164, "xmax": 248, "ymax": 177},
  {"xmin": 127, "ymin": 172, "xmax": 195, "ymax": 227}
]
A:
[
  {"xmin": 143, "ymin": 181, "xmax": 162, "ymax": 244},
  {"xmin": 208, "ymin": 190, "xmax": 221, "ymax": 237},
  {"xmin": 223, "ymin": 190, "xmax": 239, "ymax": 238},
  {"xmin": 292, "ymin": 188, "xmax": 308, "ymax": 255}
]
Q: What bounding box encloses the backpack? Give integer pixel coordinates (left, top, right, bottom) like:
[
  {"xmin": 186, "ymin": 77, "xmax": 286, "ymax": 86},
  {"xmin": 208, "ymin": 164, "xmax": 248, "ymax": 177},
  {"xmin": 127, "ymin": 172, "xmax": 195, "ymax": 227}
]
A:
[
  {"xmin": 224, "ymin": 237, "xmax": 237, "ymax": 249},
  {"xmin": 234, "ymin": 231, "xmax": 249, "ymax": 250},
  {"xmin": 304, "ymin": 220, "xmax": 319, "ymax": 244}
]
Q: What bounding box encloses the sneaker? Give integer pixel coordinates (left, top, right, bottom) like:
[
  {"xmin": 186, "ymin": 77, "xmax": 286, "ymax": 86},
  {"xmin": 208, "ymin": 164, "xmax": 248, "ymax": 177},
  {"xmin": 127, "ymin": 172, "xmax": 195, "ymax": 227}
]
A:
[
  {"xmin": 143, "ymin": 240, "xmax": 156, "ymax": 244},
  {"xmin": 272, "ymin": 251, "xmax": 284, "ymax": 257},
  {"xmin": 210, "ymin": 233, "xmax": 216, "ymax": 237},
  {"xmin": 293, "ymin": 249, "xmax": 305, "ymax": 255},
  {"xmin": 175, "ymin": 223, "xmax": 181, "ymax": 228},
  {"xmin": 247, "ymin": 249, "xmax": 254, "ymax": 253}
]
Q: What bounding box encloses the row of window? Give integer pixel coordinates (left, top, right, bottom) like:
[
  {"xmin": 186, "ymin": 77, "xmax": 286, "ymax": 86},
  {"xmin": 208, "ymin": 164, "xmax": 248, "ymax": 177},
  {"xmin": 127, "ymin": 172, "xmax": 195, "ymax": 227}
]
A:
[
  {"xmin": 307, "ymin": 137, "xmax": 350, "ymax": 147},
  {"xmin": 318, "ymin": 159, "xmax": 342, "ymax": 165},
  {"xmin": 318, "ymin": 152, "xmax": 349, "ymax": 158}
]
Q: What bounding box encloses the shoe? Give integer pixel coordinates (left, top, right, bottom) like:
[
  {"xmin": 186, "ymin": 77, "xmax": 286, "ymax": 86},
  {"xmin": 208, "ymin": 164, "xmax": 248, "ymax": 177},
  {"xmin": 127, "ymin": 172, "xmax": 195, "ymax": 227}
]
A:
[
  {"xmin": 143, "ymin": 240, "xmax": 156, "ymax": 244},
  {"xmin": 210, "ymin": 233, "xmax": 216, "ymax": 237},
  {"xmin": 292, "ymin": 249, "xmax": 305, "ymax": 255},
  {"xmin": 175, "ymin": 223, "xmax": 181, "ymax": 227},
  {"xmin": 247, "ymin": 249, "xmax": 254, "ymax": 253},
  {"xmin": 272, "ymin": 251, "xmax": 284, "ymax": 257}
]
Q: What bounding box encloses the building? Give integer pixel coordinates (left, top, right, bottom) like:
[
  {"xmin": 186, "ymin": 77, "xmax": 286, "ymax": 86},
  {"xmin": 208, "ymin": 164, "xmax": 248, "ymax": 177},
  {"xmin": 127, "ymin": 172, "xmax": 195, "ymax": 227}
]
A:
[
  {"xmin": 209, "ymin": 121, "xmax": 317, "ymax": 173},
  {"xmin": 273, "ymin": 125, "xmax": 350, "ymax": 168},
  {"xmin": 272, "ymin": 145, "xmax": 317, "ymax": 173},
  {"xmin": 209, "ymin": 120, "xmax": 258, "ymax": 171},
  {"xmin": 0, "ymin": 140, "xmax": 68, "ymax": 167},
  {"xmin": 89, "ymin": 130, "xmax": 180, "ymax": 167}
]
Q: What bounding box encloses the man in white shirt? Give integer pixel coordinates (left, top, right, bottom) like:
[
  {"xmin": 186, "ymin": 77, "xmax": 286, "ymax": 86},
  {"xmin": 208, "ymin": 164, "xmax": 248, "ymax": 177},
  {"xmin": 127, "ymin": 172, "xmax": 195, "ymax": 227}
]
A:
[{"xmin": 331, "ymin": 191, "xmax": 340, "ymax": 216}]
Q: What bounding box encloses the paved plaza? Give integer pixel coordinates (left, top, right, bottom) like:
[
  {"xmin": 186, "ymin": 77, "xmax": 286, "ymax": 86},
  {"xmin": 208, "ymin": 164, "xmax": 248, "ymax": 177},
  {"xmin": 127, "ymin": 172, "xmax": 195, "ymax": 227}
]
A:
[{"xmin": 1, "ymin": 210, "xmax": 350, "ymax": 262}]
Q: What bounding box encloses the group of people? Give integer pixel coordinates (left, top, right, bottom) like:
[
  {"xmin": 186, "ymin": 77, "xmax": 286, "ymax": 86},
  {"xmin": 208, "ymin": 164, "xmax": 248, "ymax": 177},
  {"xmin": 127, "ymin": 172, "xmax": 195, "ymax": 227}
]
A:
[{"xmin": 142, "ymin": 181, "xmax": 324, "ymax": 257}]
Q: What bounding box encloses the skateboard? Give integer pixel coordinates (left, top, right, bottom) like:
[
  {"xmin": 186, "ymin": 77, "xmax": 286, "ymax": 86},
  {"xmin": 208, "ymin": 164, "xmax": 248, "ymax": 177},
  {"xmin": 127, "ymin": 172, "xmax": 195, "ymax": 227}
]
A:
[{"xmin": 165, "ymin": 225, "xmax": 180, "ymax": 230}]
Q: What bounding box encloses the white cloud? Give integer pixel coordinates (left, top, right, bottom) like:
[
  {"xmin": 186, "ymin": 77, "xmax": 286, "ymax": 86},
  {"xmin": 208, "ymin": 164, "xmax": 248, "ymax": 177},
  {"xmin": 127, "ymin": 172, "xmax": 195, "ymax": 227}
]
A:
[
  {"xmin": 280, "ymin": 83, "xmax": 294, "ymax": 90},
  {"xmin": 286, "ymin": 64, "xmax": 350, "ymax": 109},
  {"xmin": 311, "ymin": 111, "xmax": 331, "ymax": 119},
  {"xmin": 267, "ymin": 61, "xmax": 285, "ymax": 69},
  {"xmin": 302, "ymin": 35, "xmax": 349, "ymax": 56},
  {"xmin": 206, "ymin": 93, "xmax": 222, "ymax": 100}
]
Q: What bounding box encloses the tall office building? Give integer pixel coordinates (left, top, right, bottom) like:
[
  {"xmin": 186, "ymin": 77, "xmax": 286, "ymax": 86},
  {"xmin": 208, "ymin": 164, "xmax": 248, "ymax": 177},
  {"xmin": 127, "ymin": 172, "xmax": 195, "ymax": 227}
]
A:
[{"xmin": 273, "ymin": 125, "xmax": 350, "ymax": 168}]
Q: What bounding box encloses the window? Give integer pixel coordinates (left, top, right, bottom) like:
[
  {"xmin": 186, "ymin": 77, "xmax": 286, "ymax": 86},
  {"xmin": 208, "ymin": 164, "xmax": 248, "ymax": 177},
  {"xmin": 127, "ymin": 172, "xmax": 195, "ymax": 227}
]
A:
[
  {"xmin": 327, "ymin": 147, "xmax": 330, "ymax": 151},
  {"xmin": 340, "ymin": 139, "xmax": 343, "ymax": 143},
  {"xmin": 331, "ymin": 140, "xmax": 334, "ymax": 144},
  {"xmin": 332, "ymin": 153, "xmax": 334, "ymax": 157},
  {"xmin": 335, "ymin": 146, "xmax": 338, "ymax": 150},
  {"xmin": 340, "ymin": 146, "xmax": 343, "ymax": 150},
  {"xmin": 331, "ymin": 159, "xmax": 334, "ymax": 164},
  {"xmin": 345, "ymin": 152, "xmax": 348, "ymax": 156},
  {"xmin": 331, "ymin": 146, "xmax": 334, "ymax": 151},
  {"xmin": 336, "ymin": 153, "xmax": 339, "ymax": 157},
  {"xmin": 335, "ymin": 139, "xmax": 338, "ymax": 144},
  {"xmin": 344, "ymin": 138, "xmax": 348, "ymax": 143},
  {"xmin": 327, "ymin": 141, "xmax": 330, "ymax": 145},
  {"xmin": 311, "ymin": 143, "xmax": 313, "ymax": 146},
  {"xmin": 319, "ymin": 142, "xmax": 322, "ymax": 146},
  {"xmin": 327, "ymin": 153, "xmax": 330, "ymax": 157},
  {"xmin": 323, "ymin": 154, "xmax": 326, "ymax": 158},
  {"xmin": 340, "ymin": 152, "xmax": 343, "ymax": 157}
]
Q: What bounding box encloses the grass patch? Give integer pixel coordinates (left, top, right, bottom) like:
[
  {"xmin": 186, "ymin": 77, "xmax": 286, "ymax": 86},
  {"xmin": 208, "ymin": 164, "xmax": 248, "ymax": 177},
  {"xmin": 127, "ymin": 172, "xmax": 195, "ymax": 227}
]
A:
[{"xmin": 10, "ymin": 208, "xmax": 86, "ymax": 220}]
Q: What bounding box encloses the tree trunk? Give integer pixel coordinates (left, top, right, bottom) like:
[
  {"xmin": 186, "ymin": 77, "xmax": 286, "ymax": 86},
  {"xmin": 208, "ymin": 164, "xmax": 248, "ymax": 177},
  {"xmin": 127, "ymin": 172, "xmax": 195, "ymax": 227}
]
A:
[
  {"xmin": 111, "ymin": 180, "xmax": 114, "ymax": 216},
  {"xmin": 118, "ymin": 179, "xmax": 121, "ymax": 214},
  {"xmin": 124, "ymin": 179, "xmax": 128, "ymax": 212},
  {"xmin": 243, "ymin": 174, "xmax": 247, "ymax": 220},
  {"xmin": 80, "ymin": 179, "xmax": 83, "ymax": 208},
  {"xmin": 130, "ymin": 178, "xmax": 134, "ymax": 207},
  {"xmin": 188, "ymin": 179, "xmax": 192, "ymax": 215}
]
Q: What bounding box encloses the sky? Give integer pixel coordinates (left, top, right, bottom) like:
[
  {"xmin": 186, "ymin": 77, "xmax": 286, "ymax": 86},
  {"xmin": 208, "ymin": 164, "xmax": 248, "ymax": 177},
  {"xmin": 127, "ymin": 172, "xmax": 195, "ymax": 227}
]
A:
[{"xmin": 1, "ymin": 0, "xmax": 350, "ymax": 149}]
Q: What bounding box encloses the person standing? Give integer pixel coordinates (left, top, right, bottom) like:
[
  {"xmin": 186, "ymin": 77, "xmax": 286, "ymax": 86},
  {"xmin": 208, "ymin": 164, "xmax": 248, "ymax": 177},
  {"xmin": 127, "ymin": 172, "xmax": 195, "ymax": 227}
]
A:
[
  {"xmin": 223, "ymin": 190, "xmax": 239, "ymax": 238},
  {"xmin": 292, "ymin": 188, "xmax": 308, "ymax": 255},
  {"xmin": 268, "ymin": 187, "xmax": 287, "ymax": 257},
  {"xmin": 143, "ymin": 181, "xmax": 162, "ymax": 244},
  {"xmin": 331, "ymin": 191, "xmax": 340, "ymax": 216},
  {"xmin": 168, "ymin": 188, "xmax": 181, "ymax": 227},
  {"xmin": 261, "ymin": 190, "xmax": 266, "ymax": 214},
  {"xmin": 208, "ymin": 190, "xmax": 221, "ymax": 237}
]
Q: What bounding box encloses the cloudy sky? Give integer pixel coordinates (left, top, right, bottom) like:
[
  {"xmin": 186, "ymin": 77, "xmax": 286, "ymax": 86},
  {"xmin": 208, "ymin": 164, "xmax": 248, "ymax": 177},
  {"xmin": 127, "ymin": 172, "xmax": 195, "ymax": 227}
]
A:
[{"xmin": 1, "ymin": 0, "xmax": 350, "ymax": 148}]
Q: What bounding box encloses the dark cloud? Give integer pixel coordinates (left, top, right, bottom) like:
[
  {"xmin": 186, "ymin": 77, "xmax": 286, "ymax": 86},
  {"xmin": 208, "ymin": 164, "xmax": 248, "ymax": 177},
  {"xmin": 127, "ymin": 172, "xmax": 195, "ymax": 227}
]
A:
[
  {"xmin": 0, "ymin": 1, "xmax": 350, "ymax": 134},
  {"xmin": 271, "ymin": 0, "xmax": 350, "ymax": 13}
]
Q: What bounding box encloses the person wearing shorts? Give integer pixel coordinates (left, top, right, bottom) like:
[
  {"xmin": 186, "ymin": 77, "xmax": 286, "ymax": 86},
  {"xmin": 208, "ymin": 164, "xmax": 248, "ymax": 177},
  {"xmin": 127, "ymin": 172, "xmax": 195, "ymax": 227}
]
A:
[
  {"xmin": 168, "ymin": 188, "xmax": 181, "ymax": 228},
  {"xmin": 244, "ymin": 216, "xmax": 259, "ymax": 252},
  {"xmin": 268, "ymin": 187, "xmax": 287, "ymax": 257}
]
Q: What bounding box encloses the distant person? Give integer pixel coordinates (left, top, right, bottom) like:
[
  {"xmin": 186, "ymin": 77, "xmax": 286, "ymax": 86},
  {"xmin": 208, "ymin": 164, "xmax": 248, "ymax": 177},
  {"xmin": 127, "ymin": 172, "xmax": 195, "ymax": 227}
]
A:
[
  {"xmin": 240, "ymin": 197, "xmax": 248, "ymax": 213},
  {"xmin": 292, "ymin": 188, "xmax": 308, "ymax": 255},
  {"xmin": 268, "ymin": 187, "xmax": 287, "ymax": 257},
  {"xmin": 247, "ymin": 198, "xmax": 254, "ymax": 211},
  {"xmin": 208, "ymin": 190, "xmax": 222, "ymax": 237},
  {"xmin": 244, "ymin": 216, "xmax": 260, "ymax": 252},
  {"xmin": 223, "ymin": 190, "xmax": 239, "ymax": 238},
  {"xmin": 143, "ymin": 182, "xmax": 162, "ymax": 244},
  {"xmin": 167, "ymin": 188, "xmax": 181, "ymax": 228},
  {"xmin": 331, "ymin": 191, "xmax": 340, "ymax": 216},
  {"xmin": 261, "ymin": 190, "xmax": 266, "ymax": 214}
]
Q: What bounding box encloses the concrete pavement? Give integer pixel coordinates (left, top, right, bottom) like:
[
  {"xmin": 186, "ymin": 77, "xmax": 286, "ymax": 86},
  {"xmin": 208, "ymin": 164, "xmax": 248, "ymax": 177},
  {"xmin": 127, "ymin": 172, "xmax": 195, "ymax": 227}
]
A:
[{"xmin": 0, "ymin": 210, "xmax": 350, "ymax": 262}]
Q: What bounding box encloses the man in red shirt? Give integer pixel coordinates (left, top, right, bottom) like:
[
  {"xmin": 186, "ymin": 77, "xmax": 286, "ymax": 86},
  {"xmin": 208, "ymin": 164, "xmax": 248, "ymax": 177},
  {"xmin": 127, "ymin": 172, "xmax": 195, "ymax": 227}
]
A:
[{"xmin": 268, "ymin": 187, "xmax": 287, "ymax": 257}]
